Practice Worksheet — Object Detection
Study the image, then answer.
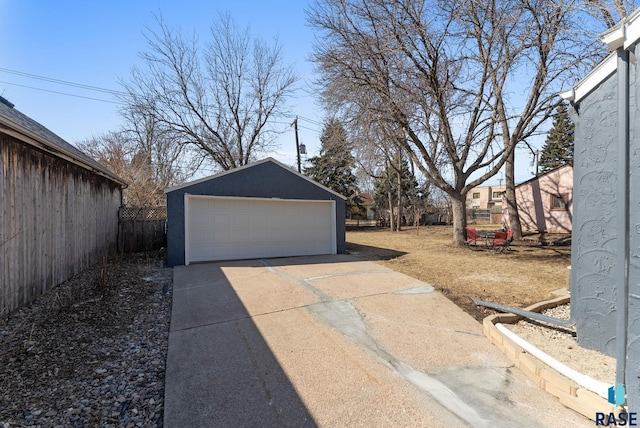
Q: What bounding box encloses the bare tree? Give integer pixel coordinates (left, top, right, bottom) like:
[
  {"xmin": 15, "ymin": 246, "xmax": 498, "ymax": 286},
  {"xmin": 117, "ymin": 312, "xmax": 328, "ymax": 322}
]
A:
[
  {"xmin": 119, "ymin": 99, "xmax": 198, "ymax": 189},
  {"xmin": 503, "ymin": 0, "xmax": 634, "ymax": 238},
  {"xmin": 581, "ymin": 0, "xmax": 635, "ymax": 28},
  {"xmin": 78, "ymin": 110, "xmax": 196, "ymax": 206},
  {"xmin": 308, "ymin": 0, "xmax": 603, "ymax": 245},
  {"xmin": 120, "ymin": 13, "xmax": 298, "ymax": 172},
  {"xmin": 78, "ymin": 131, "xmax": 163, "ymax": 206}
]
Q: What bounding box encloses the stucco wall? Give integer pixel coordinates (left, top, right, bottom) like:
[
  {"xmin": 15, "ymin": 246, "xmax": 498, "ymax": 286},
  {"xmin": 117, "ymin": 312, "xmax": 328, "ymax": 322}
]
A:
[
  {"xmin": 466, "ymin": 185, "xmax": 505, "ymax": 210},
  {"xmin": 570, "ymin": 72, "xmax": 618, "ymax": 357},
  {"xmin": 515, "ymin": 166, "xmax": 573, "ymax": 233},
  {"xmin": 166, "ymin": 161, "xmax": 346, "ymax": 266},
  {"xmin": 626, "ymin": 43, "xmax": 640, "ymax": 409}
]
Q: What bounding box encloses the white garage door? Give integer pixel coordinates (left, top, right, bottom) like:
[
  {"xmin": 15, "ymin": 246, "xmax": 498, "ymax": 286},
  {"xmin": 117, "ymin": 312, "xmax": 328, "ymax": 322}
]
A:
[{"xmin": 185, "ymin": 195, "xmax": 336, "ymax": 264}]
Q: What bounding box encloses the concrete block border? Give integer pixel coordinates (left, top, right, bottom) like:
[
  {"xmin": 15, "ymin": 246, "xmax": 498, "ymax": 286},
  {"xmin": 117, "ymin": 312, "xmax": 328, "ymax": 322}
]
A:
[{"xmin": 482, "ymin": 296, "xmax": 622, "ymax": 421}]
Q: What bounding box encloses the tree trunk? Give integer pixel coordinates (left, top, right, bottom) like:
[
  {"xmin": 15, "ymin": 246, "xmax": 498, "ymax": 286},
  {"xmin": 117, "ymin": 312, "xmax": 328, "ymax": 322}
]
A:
[
  {"xmin": 396, "ymin": 165, "xmax": 402, "ymax": 231},
  {"xmin": 387, "ymin": 189, "xmax": 395, "ymax": 232},
  {"xmin": 505, "ymin": 149, "xmax": 523, "ymax": 239},
  {"xmin": 450, "ymin": 195, "xmax": 467, "ymax": 246}
]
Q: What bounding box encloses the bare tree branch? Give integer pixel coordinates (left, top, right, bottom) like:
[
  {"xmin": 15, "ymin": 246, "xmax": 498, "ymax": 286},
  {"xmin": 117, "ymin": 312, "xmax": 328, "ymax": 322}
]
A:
[
  {"xmin": 119, "ymin": 13, "xmax": 298, "ymax": 172},
  {"xmin": 308, "ymin": 0, "xmax": 606, "ymax": 244}
]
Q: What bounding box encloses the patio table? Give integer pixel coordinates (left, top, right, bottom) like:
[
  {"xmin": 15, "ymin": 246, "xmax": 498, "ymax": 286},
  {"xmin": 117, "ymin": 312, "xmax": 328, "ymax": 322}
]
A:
[{"xmin": 477, "ymin": 231, "xmax": 499, "ymax": 248}]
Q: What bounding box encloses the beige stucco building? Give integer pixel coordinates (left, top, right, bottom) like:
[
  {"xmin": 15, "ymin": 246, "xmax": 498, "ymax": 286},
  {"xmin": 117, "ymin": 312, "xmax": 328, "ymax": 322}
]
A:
[{"xmin": 466, "ymin": 184, "xmax": 506, "ymax": 223}]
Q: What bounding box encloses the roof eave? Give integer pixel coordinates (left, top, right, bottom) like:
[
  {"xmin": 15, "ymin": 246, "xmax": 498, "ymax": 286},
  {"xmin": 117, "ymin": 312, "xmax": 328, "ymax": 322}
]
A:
[
  {"xmin": 0, "ymin": 117, "xmax": 128, "ymax": 187},
  {"xmin": 600, "ymin": 8, "xmax": 640, "ymax": 50},
  {"xmin": 562, "ymin": 8, "xmax": 640, "ymax": 105},
  {"xmin": 515, "ymin": 164, "xmax": 573, "ymax": 188},
  {"xmin": 600, "ymin": 25, "xmax": 626, "ymax": 49},
  {"xmin": 560, "ymin": 53, "xmax": 617, "ymax": 104}
]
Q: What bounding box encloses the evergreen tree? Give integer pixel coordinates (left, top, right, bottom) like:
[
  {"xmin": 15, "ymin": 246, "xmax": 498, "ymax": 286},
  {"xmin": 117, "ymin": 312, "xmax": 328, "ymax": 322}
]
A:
[
  {"xmin": 372, "ymin": 158, "xmax": 417, "ymax": 210},
  {"xmin": 304, "ymin": 119, "xmax": 361, "ymax": 212},
  {"xmin": 372, "ymin": 156, "xmax": 420, "ymax": 229},
  {"xmin": 539, "ymin": 104, "xmax": 574, "ymax": 173}
]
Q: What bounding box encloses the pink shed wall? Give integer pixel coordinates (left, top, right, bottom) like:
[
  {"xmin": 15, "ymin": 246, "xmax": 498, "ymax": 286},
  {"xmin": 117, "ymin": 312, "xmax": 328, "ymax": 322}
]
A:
[{"xmin": 513, "ymin": 165, "xmax": 573, "ymax": 233}]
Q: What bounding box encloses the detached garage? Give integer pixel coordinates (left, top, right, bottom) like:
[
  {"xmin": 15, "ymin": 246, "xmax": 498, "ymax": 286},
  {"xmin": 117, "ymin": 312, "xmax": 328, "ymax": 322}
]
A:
[{"xmin": 165, "ymin": 158, "xmax": 346, "ymax": 266}]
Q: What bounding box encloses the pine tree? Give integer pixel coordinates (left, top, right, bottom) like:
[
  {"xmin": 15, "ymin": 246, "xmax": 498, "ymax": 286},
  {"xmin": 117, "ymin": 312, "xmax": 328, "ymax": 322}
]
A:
[
  {"xmin": 372, "ymin": 156, "xmax": 420, "ymax": 230},
  {"xmin": 304, "ymin": 119, "xmax": 361, "ymax": 212},
  {"xmin": 539, "ymin": 104, "xmax": 574, "ymax": 173},
  {"xmin": 372, "ymin": 158, "xmax": 417, "ymax": 209}
]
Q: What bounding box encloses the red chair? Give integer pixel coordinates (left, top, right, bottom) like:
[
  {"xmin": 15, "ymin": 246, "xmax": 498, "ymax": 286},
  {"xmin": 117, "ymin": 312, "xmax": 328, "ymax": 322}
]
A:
[
  {"xmin": 464, "ymin": 227, "xmax": 478, "ymax": 249},
  {"xmin": 493, "ymin": 230, "xmax": 513, "ymax": 253}
]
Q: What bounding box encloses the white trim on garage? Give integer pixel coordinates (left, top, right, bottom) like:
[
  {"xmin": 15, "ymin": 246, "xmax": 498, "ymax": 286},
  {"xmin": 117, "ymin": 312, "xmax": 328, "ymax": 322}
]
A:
[{"xmin": 184, "ymin": 194, "xmax": 337, "ymax": 265}]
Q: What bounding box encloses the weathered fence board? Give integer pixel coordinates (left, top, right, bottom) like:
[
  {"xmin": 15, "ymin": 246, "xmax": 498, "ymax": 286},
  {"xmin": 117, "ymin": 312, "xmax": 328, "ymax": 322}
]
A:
[
  {"xmin": 118, "ymin": 207, "xmax": 167, "ymax": 253},
  {"xmin": 1, "ymin": 136, "xmax": 121, "ymax": 317}
]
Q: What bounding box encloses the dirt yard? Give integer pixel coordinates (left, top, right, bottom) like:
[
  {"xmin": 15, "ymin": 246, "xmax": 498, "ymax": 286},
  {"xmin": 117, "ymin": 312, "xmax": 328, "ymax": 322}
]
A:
[{"xmin": 346, "ymin": 226, "xmax": 571, "ymax": 321}]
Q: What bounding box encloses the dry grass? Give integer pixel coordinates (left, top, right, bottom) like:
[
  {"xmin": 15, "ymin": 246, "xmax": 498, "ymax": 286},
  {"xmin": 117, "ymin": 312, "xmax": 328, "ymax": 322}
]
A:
[{"xmin": 346, "ymin": 226, "xmax": 571, "ymax": 321}]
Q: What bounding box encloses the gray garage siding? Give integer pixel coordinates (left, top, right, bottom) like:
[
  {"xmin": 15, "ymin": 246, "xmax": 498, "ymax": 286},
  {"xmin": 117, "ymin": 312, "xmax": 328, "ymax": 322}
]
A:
[{"xmin": 166, "ymin": 159, "xmax": 346, "ymax": 266}]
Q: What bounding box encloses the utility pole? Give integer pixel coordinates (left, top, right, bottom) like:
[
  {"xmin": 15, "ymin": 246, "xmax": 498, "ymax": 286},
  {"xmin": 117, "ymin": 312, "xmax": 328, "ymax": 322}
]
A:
[{"xmin": 293, "ymin": 116, "xmax": 301, "ymax": 173}]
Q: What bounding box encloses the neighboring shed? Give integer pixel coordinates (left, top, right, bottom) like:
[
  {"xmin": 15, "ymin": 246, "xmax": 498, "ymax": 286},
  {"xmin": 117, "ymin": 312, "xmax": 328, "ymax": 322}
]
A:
[
  {"xmin": 0, "ymin": 97, "xmax": 126, "ymax": 316},
  {"xmin": 165, "ymin": 158, "xmax": 346, "ymax": 266},
  {"xmin": 561, "ymin": 9, "xmax": 640, "ymax": 409},
  {"xmin": 503, "ymin": 164, "xmax": 573, "ymax": 233}
]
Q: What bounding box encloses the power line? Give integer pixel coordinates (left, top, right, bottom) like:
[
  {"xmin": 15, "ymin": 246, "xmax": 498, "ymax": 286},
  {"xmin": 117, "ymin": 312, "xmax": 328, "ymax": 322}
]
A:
[
  {"xmin": 0, "ymin": 80, "xmax": 123, "ymax": 104},
  {"xmin": 0, "ymin": 69, "xmax": 325, "ymax": 127},
  {"xmin": 297, "ymin": 124, "xmax": 321, "ymax": 133},
  {"xmin": 297, "ymin": 115, "xmax": 323, "ymax": 126},
  {"xmin": 0, "ymin": 67, "xmax": 126, "ymax": 96},
  {"xmin": 272, "ymin": 120, "xmax": 321, "ymax": 134}
]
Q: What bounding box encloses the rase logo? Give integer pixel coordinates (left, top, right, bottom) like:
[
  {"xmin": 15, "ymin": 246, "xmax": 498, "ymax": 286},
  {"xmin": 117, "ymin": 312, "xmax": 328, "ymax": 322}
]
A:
[
  {"xmin": 610, "ymin": 384, "xmax": 626, "ymax": 407},
  {"xmin": 595, "ymin": 384, "xmax": 637, "ymax": 426},
  {"xmin": 595, "ymin": 412, "xmax": 637, "ymax": 426}
]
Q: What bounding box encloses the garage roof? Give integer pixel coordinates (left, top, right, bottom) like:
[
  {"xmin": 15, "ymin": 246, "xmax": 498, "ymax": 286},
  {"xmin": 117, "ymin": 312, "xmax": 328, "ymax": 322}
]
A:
[{"xmin": 165, "ymin": 157, "xmax": 347, "ymax": 200}]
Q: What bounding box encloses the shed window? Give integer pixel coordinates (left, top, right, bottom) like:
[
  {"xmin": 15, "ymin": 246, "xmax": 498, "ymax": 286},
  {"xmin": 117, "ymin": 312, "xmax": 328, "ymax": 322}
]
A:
[{"xmin": 551, "ymin": 194, "xmax": 567, "ymax": 210}]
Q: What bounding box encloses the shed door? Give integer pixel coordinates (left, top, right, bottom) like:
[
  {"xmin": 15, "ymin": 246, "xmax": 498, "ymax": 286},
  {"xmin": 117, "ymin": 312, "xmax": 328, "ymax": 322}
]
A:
[{"xmin": 185, "ymin": 195, "xmax": 336, "ymax": 264}]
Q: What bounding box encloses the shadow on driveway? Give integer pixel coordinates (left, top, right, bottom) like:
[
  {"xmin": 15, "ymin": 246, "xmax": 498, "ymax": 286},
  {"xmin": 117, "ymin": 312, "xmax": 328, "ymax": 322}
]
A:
[
  {"xmin": 164, "ymin": 260, "xmax": 316, "ymax": 427},
  {"xmin": 164, "ymin": 255, "xmax": 593, "ymax": 428}
]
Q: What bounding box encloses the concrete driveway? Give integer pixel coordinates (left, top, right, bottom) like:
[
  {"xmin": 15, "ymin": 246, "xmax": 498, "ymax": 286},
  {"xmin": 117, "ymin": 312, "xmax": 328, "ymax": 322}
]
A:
[{"xmin": 164, "ymin": 255, "xmax": 591, "ymax": 427}]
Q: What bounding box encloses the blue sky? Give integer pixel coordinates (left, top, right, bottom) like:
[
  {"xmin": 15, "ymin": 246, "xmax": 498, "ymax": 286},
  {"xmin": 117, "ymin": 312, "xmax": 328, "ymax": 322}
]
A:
[
  {"xmin": 0, "ymin": 0, "xmax": 323, "ymax": 169},
  {"xmin": 0, "ymin": 0, "xmax": 543, "ymax": 183}
]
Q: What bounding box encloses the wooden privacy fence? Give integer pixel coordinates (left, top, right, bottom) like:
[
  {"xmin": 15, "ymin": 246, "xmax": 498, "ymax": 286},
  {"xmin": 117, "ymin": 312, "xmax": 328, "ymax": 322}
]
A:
[{"xmin": 118, "ymin": 206, "xmax": 167, "ymax": 253}]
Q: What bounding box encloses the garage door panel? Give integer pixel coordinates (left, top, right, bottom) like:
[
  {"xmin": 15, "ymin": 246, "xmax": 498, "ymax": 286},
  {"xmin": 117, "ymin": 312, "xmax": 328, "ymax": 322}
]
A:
[
  {"xmin": 250, "ymin": 211, "xmax": 271, "ymax": 228},
  {"xmin": 187, "ymin": 197, "xmax": 335, "ymax": 263},
  {"xmin": 213, "ymin": 228, "xmax": 230, "ymax": 242},
  {"xmin": 212, "ymin": 245, "xmax": 231, "ymax": 259},
  {"xmin": 228, "ymin": 243, "xmax": 250, "ymax": 257},
  {"xmin": 212, "ymin": 213, "xmax": 230, "ymax": 226},
  {"xmin": 190, "ymin": 244, "xmax": 211, "ymax": 262},
  {"xmin": 252, "ymin": 228, "xmax": 273, "ymax": 241},
  {"xmin": 190, "ymin": 233, "xmax": 210, "ymax": 246}
]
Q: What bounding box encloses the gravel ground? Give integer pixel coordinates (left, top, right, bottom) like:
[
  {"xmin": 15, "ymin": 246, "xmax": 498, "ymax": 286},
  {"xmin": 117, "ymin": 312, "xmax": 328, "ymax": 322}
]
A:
[
  {"xmin": 0, "ymin": 251, "xmax": 172, "ymax": 428},
  {"xmin": 506, "ymin": 304, "xmax": 616, "ymax": 385}
]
